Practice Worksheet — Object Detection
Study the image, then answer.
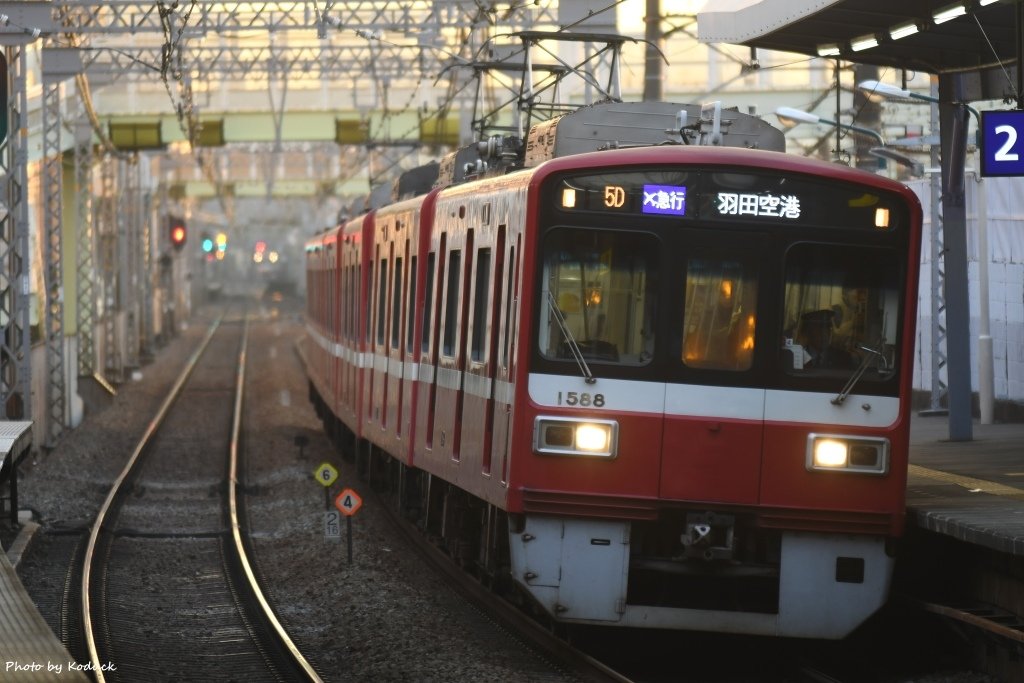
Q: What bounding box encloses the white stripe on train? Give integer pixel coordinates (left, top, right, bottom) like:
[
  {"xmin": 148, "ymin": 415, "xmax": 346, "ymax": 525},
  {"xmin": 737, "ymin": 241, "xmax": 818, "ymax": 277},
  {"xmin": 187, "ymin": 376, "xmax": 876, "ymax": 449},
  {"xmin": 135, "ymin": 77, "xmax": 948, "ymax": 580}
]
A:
[{"xmin": 311, "ymin": 336, "xmax": 899, "ymax": 427}]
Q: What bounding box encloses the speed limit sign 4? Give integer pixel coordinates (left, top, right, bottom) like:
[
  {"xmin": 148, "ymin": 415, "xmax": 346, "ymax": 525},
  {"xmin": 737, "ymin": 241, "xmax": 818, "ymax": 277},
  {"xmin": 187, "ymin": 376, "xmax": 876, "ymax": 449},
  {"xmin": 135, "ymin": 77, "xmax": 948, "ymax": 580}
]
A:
[{"xmin": 335, "ymin": 488, "xmax": 363, "ymax": 516}]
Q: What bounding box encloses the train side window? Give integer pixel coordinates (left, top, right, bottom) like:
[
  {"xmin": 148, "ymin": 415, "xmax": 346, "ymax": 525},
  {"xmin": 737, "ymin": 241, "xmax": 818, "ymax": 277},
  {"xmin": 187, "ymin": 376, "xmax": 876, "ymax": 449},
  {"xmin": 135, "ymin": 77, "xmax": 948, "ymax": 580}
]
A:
[
  {"xmin": 501, "ymin": 244, "xmax": 517, "ymax": 367},
  {"xmin": 348, "ymin": 264, "xmax": 356, "ymax": 342},
  {"xmin": 471, "ymin": 247, "xmax": 492, "ymax": 362},
  {"xmin": 681, "ymin": 254, "xmax": 758, "ymax": 371},
  {"xmin": 391, "ymin": 255, "xmax": 403, "ymax": 350},
  {"xmin": 335, "ymin": 261, "xmax": 341, "ymax": 334},
  {"xmin": 442, "ymin": 250, "xmax": 462, "ymax": 357},
  {"xmin": 356, "ymin": 266, "xmax": 364, "ymax": 344},
  {"xmin": 345, "ymin": 264, "xmax": 353, "ymax": 342},
  {"xmin": 376, "ymin": 257, "xmax": 388, "ymax": 346},
  {"xmin": 365, "ymin": 260, "xmax": 374, "ymax": 345},
  {"xmin": 422, "ymin": 252, "xmax": 436, "ymax": 354},
  {"xmin": 407, "ymin": 255, "xmax": 417, "ymax": 352}
]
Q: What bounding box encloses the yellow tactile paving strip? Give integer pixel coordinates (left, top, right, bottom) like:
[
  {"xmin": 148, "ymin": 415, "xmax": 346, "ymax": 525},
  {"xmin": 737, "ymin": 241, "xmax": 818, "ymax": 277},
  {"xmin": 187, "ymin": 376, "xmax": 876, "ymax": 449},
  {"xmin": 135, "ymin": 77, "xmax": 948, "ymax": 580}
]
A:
[{"xmin": 908, "ymin": 463, "xmax": 1024, "ymax": 501}]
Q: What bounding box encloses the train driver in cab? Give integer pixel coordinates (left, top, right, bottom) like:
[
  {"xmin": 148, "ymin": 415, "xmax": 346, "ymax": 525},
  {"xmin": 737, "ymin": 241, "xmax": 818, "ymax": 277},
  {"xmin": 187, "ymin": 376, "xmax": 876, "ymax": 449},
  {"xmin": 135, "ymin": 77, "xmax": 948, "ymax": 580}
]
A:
[{"xmin": 797, "ymin": 309, "xmax": 854, "ymax": 370}]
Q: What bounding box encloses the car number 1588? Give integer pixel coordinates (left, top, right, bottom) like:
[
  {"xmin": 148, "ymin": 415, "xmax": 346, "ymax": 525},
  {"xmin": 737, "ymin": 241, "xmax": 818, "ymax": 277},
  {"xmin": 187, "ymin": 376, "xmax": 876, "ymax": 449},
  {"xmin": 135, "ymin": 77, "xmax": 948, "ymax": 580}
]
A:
[{"xmin": 556, "ymin": 391, "xmax": 605, "ymax": 407}]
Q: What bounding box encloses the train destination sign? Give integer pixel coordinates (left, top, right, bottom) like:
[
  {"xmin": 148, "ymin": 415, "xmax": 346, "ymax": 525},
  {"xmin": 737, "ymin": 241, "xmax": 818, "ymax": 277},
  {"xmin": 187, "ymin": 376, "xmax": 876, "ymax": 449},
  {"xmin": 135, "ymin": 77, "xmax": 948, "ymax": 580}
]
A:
[
  {"xmin": 715, "ymin": 191, "xmax": 801, "ymax": 219},
  {"xmin": 555, "ymin": 170, "xmax": 901, "ymax": 231},
  {"xmin": 641, "ymin": 184, "xmax": 687, "ymax": 215}
]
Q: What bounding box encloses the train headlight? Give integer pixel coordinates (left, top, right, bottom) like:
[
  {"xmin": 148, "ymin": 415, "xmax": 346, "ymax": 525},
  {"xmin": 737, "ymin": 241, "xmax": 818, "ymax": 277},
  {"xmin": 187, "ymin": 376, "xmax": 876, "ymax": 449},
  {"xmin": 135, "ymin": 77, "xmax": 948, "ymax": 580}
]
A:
[
  {"xmin": 807, "ymin": 433, "xmax": 889, "ymax": 475},
  {"xmin": 534, "ymin": 417, "xmax": 618, "ymax": 458},
  {"xmin": 575, "ymin": 423, "xmax": 610, "ymax": 452},
  {"xmin": 814, "ymin": 439, "xmax": 848, "ymax": 467}
]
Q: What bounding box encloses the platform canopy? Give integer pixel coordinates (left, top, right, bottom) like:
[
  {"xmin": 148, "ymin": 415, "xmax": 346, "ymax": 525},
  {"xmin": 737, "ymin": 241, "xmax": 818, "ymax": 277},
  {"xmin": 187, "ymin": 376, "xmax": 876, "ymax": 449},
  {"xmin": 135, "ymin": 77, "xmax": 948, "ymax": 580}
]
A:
[
  {"xmin": 697, "ymin": 0, "xmax": 1020, "ymax": 91},
  {"xmin": 697, "ymin": 0, "xmax": 1021, "ymax": 444}
]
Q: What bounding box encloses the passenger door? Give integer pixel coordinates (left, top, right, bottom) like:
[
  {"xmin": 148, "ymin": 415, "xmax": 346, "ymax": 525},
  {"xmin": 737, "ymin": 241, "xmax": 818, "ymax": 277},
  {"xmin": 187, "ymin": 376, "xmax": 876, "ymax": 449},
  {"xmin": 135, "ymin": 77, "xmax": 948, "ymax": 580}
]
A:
[{"xmin": 660, "ymin": 239, "xmax": 766, "ymax": 505}]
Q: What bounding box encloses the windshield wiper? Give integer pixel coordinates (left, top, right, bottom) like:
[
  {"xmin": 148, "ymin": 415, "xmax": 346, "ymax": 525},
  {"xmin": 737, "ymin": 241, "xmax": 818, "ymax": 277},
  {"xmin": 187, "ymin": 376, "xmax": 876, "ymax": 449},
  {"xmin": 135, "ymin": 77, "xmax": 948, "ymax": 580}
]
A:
[
  {"xmin": 831, "ymin": 341, "xmax": 891, "ymax": 405},
  {"xmin": 546, "ymin": 291, "xmax": 596, "ymax": 384}
]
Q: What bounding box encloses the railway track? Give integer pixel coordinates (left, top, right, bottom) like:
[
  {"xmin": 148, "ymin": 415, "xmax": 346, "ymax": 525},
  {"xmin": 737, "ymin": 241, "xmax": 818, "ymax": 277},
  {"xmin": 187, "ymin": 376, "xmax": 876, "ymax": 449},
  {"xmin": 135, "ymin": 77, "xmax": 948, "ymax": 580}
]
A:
[
  {"xmin": 77, "ymin": 313, "xmax": 320, "ymax": 682},
  {"xmin": 369, "ymin": 483, "xmax": 634, "ymax": 683}
]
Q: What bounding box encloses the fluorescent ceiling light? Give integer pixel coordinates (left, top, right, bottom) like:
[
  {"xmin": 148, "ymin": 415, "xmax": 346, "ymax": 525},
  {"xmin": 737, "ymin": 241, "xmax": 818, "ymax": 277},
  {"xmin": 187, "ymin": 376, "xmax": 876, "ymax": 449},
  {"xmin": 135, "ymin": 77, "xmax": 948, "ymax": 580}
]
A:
[
  {"xmin": 816, "ymin": 43, "xmax": 841, "ymax": 57},
  {"xmin": 978, "ymin": 0, "xmax": 1000, "ymax": 5},
  {"xmin": 850, "ymin": 34, "xmax": 879, "ymax": 51},
  {"xmin": 889, "ymin": 22, "xmax": 919, "ymax": 40},
  {"xmin": 932, "ymin": 3, "xmax": 966, "ymax": 23}
]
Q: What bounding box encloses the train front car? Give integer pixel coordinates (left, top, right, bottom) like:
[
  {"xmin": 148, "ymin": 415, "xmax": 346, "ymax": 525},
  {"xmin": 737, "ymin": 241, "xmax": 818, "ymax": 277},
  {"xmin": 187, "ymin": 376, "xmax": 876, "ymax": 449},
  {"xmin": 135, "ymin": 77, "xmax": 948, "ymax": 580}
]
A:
[{"xmin": 509, "ymin": 144, "xmax": 922, "ymax": 639}]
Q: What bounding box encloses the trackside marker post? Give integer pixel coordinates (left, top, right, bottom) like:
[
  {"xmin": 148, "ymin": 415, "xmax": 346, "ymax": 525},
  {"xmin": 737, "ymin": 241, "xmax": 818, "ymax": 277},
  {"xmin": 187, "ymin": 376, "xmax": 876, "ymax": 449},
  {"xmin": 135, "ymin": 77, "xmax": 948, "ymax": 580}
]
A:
[
  {"xmin": 314, "ymin": 463, "xmax": 340, "ymax": 542},
  {"xmin": 335, "ymin": 488, "xmax": 363, "ymax": 564}
]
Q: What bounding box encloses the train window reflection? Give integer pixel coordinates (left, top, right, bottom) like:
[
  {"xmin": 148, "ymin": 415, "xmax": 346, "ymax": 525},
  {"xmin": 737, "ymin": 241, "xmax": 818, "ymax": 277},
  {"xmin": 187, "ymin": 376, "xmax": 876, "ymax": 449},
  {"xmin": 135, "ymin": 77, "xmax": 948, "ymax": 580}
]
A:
[
  {"xmin": 539, "ymin": 229, "xmax": 657, "ymax": 366},
  {"xmin": 780, "ymin": 244, "xmax": 900, "ymax": 377},
  {"xmin": 681, "ymin": 255, "xmax": 758, "ymax": 371}
]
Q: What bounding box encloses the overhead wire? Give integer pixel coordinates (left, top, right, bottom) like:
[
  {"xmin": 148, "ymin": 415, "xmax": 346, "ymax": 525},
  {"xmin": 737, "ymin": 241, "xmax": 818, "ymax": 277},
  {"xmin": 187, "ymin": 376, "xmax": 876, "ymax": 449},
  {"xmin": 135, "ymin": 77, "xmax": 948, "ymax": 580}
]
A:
[{"xmin": 972, "ymin": 13, "xmax": 1018, "ymax": 104}]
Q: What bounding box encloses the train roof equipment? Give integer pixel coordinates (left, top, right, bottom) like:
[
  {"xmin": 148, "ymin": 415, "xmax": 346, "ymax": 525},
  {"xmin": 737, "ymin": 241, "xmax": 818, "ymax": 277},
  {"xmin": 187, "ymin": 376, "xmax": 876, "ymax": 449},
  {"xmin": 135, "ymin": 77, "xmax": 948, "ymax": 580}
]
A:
[
  {"xmin": 375, "ymin": 30, "xmax": 784, "ymax": 199},
  {"xmin": 433, "ymin": 100, "xmax": 785, "ymax": 190}
]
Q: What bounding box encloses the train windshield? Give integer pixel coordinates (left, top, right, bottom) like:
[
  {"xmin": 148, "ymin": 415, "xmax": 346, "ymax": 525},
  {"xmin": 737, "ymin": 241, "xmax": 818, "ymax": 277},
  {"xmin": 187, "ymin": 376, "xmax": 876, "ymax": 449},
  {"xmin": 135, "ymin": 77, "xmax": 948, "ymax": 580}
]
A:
[
  {"xmin": 681, "ymin": 253, "xmax": 759, "ymax": 371},
  {"xmin": 539, "ymin": 228, "xmax": 657, "ymax": 366},
  {"xmin": 780, "ymin": 243, "xmax": 901, "ymax": 380}
]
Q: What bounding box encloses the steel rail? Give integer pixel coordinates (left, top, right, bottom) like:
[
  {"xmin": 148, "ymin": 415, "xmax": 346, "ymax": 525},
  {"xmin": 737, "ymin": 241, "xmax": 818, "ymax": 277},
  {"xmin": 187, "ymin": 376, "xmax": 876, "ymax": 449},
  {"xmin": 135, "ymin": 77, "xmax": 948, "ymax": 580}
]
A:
[
  {"xmin": 375, "ymin": 488, "xmax": 633, "ymax": 683},
  {"xmin": 81, "ymin": 313, "xmax": 321, "ymax": 681},
  {"xmin": 81, "ymin": 315, "xmax": 223, "ymax": 682},
  {"xmin": 915, "ymin": 598, "xmax": 1024, "ymax": 645},
  {"xmin": 228, "ymin": 316, "xmax": 324, "ymax": 682}
]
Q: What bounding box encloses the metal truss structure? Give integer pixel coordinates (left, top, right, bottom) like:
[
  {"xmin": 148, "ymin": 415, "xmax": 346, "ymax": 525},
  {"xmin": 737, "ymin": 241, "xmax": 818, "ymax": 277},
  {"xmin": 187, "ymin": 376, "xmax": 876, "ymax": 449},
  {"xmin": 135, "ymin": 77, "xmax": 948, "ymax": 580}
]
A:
[
  {"xmin": 57, "ymin": 0, "xmax": 553, "ymax": 36},
  {"xmin": 41, "ymin": 67, "xmax": 64, "ymax": 446},
  {"xmin": 0, "ymin": 45, "xmax": 31, "ymax": 425},
  {"xmin": 5, "ymin": 0, "xmax": 601, "ymax": 446},
  {"xmin": 80, "ymin": 43, "xmax": 483, "ymax": 81},
  {"xmin": 73, "ymin": 118, "xmax": 95, "ymax": 378}
]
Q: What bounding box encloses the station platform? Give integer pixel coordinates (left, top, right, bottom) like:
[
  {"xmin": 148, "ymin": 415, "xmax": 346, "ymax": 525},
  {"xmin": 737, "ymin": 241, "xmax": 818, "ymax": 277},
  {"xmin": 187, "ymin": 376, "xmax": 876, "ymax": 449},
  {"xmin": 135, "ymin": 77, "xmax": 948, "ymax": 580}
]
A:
[
  {"xmin": 0, "ymin": 546, "xmax": 88, "ymax": 681},
  {"xmin": 907, "ymin": 414, "xmax": 1024, "ymax": 556},
  {"xmin": 0, "ymin": 421, "xmax": 88, "ymax": 682}
]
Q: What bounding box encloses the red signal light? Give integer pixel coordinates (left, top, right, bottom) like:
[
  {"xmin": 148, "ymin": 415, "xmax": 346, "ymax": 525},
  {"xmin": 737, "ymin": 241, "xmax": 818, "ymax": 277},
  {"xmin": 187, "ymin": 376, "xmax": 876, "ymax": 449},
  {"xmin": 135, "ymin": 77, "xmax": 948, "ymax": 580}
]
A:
[{"xmin": 169, "ymin": 218, "xmax": 187, "ymax": 250}]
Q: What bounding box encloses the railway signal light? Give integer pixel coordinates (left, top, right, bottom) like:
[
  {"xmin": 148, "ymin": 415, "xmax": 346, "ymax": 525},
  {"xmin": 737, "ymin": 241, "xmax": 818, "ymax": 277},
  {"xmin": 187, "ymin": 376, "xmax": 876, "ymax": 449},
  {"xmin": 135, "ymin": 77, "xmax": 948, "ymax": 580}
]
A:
[
  {"xmin": 201, "ymin": 232, "xmax": 214, "ymax": 253},
  {"xmin": 169, "ymin": 217, "xmax": 187, "ymax": 251}
]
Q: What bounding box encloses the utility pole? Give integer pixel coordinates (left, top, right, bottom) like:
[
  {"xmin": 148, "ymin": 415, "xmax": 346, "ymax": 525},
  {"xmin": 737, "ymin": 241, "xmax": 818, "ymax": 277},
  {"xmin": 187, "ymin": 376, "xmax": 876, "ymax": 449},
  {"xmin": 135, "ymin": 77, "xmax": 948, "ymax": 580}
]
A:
[
  {"xmin": 852, "ymin": 63, "xmax": 882, "ymax": 170},
  {"xmin": 643, "ymin": 0, "xmax": 663, "ymax": 101}
]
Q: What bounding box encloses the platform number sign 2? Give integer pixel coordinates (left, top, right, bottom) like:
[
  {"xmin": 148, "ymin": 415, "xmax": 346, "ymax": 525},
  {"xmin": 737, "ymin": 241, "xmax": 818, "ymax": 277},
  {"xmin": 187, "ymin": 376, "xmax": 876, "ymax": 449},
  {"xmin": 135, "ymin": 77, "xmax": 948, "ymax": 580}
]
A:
[{"xmin": 981, "ymin": 110, "xmax": 1024, "ymax": 177}]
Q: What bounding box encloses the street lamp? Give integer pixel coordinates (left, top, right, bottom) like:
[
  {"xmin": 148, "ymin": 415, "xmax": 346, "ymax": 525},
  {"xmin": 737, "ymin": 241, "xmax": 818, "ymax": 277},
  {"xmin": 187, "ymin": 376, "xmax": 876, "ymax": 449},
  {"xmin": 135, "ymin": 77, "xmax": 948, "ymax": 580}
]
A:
[
  {"xmin": 868, "ymin": 147, "xmax": 924, "ymax": 175},
  {"xmin": 857, "ymin": 80, "xmax": 980, "ymax": 120},
  {"xmin": 775, "ymin": 106, "xmax": 885, "ymax": 145},
  {"xmin": 858, "ymin": 79, "xmax": 991, "ymax": 427},
  {"xmin": 858, "ymin": 79, "xmax": 930, "ymax": 104}
]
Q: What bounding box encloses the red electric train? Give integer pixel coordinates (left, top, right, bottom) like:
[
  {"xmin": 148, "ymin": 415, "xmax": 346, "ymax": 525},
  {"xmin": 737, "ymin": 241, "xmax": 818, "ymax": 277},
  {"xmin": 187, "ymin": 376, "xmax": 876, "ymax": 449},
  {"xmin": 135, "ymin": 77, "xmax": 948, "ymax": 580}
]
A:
[{"xmin": 304, "ymin": 101, "xmax": 922, "ymax": 639}]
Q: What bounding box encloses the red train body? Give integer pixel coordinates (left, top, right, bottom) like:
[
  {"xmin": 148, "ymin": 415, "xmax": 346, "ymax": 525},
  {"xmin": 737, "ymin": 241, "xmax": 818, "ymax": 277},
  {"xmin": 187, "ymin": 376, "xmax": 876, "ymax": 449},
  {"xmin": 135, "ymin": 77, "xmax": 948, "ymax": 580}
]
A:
[{"xmin": 304, "ymin": 103, "xmax": 922, "ymax": 638}]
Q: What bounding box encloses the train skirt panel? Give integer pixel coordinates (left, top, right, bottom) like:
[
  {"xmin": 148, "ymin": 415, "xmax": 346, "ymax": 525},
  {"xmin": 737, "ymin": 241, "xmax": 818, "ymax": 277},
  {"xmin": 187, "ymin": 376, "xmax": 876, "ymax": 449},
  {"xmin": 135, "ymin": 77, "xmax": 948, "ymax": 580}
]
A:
[{"xmin": 509, "ymin": 515, "xmax": 892, "ymax": 638}]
